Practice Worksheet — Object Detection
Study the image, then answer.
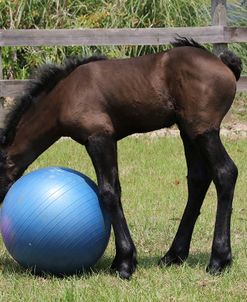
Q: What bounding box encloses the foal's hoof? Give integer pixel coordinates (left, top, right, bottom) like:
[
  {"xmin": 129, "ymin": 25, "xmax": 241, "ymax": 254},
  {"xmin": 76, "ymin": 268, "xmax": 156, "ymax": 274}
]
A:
[
  {"xmin": 111, "ymin": 255, "xmax": 137, "ymax": 280},
  {"xmin": 159, "ymin": 252, "xmax": 186, "ymax": 267},
  {"xmin": 206, "ymin": 258, "xmax": 232, "ymax": 275}
]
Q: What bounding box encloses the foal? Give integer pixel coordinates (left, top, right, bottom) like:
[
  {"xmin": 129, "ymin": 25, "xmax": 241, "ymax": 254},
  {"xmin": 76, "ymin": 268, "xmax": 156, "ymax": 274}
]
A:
[{"xmin": 0, "ymin": 38, "xmax": 242, "ymax": 279}]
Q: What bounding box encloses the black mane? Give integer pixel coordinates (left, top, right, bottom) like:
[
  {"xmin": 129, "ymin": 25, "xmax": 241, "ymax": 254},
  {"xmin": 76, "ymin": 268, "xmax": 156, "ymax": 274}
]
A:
[
  {"xmin": 1, "ymin": 55, "xmax": 107, "ymax": 146},
  {"xmin": 171, "ymin": 36, "xmax": 207, "ymax": 51}
]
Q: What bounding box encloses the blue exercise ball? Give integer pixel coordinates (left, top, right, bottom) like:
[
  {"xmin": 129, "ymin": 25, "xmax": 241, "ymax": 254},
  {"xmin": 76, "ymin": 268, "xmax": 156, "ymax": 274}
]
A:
[{"xmin": 0, "ymin": 167, "xmax": 111, "ymax": 275}]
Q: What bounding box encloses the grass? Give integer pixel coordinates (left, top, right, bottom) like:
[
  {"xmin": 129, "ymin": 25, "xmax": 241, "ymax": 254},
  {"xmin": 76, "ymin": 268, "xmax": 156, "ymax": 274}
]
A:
[
  {"xmin": 229, "ymin": 93, "xmax": 247, "ymax": 124},
  {"xmin": 0, "ymin": 136, "xmax": 247, "ymax": 301}
]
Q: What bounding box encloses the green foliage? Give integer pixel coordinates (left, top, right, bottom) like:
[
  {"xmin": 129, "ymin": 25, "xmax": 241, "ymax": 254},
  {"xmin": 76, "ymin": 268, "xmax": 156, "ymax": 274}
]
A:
[{"xmin": 0, "ymin": 0, "xmax": 246, "ymax": 79}]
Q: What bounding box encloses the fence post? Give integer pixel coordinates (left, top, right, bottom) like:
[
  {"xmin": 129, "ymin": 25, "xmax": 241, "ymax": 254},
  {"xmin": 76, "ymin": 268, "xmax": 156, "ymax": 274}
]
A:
[
  {"xmin": 0, "ymin": 47, "xmax": 3, "ymax": 80},
  {"xmin": 211, "ymin": 0, "xmax": 228, "ymax": 55},
  {"xmin": 211, "ymin": 1, "xmax": 233, "ymax": 122}
]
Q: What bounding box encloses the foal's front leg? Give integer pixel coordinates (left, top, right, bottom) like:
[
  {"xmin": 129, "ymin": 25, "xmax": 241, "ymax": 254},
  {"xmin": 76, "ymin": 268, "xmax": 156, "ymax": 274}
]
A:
[{"xmin": 86, "ymin": 135, "xmax": 137, "ymax": 279}]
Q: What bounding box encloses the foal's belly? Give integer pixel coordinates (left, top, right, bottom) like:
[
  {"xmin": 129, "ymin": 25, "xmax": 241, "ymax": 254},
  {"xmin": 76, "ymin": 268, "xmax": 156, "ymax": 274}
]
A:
[{"xmin": 110, "ymin": 96, "xmax": 176, "ymax": 138}]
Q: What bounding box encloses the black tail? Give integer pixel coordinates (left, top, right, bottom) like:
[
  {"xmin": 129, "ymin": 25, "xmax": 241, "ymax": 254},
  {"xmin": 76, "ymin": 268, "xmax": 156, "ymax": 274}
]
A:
[{"xmin": 219, "ymin": 50, "xmax": 242, "ymax": 81}]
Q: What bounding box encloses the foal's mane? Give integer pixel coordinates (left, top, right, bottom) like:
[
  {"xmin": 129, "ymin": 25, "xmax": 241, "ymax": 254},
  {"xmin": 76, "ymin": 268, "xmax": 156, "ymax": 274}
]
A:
[
  {"xmin": 0, "ymin": 55, "xmax": 107, "ymax": 146},
  {"xmin": 171, "ymin": 36, "xmax": 207, "ymax": 50}
]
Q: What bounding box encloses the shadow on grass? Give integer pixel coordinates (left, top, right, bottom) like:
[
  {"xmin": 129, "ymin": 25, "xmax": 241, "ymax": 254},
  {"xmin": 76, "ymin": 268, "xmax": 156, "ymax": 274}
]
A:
[
  {"xmin": 0, "ymin": 256, "xmax": 26, "ymax": 275},
  {"xmin": 95, "ymin": 251, "xmax": 210, "ymax": 273},
  {"xmin": 0, "ymin": 255, "xmax": 113, "ymax": 279},
  {"xmin": 136, "ymin": 251, "xmax": 210, "ymax": 269},
  {"xmin": 0, "ymin": 251, "xmax": 210, "ymax": 279},
  {"xmin": 186, "ymin": 252, "xmax": 210, "ymax": 268}
]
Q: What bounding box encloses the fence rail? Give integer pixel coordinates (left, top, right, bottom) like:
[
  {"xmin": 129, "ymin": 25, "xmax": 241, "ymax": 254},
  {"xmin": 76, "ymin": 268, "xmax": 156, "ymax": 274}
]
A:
[
  {"xmin": 0, "ymin": 26, "xmax": 247, "ymax": 46},
  {"xmin": 0, "ymin": 25, "xmax": 247, "ymax": 96}
]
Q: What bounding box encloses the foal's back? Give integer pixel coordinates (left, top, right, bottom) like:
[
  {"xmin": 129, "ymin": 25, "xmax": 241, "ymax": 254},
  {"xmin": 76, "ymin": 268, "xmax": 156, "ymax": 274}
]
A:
[{"xmin": 56, "ymin": 47, "xmax": 236, "ymax": 141}]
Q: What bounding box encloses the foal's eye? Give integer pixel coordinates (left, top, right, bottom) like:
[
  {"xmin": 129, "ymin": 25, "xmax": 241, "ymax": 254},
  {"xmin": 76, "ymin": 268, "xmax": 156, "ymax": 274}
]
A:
[
  {"xmin": 0, "ymin": 130, "xmax": 6, "ymax": 145},
  {"xmin": 6, "ymin": 131, "xmax": 15, "ymax": 145}
]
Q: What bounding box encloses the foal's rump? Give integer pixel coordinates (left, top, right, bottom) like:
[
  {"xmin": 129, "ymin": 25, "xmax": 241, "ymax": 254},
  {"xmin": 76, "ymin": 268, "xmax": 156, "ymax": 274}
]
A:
[{"xmin": 165, "ymin": 46, "xmax": 238, "ymax": 137}]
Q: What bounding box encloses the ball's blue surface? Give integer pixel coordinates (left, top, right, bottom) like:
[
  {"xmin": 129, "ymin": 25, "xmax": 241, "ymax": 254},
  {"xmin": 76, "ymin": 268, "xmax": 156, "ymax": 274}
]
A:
[{"xmin": 0, "ymin": 167, "xmax": 111, "ymax": 275}]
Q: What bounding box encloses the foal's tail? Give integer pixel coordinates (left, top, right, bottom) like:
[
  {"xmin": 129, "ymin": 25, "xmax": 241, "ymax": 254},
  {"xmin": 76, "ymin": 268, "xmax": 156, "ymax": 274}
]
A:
[{"xmin": 219, "ymin": 50, "xmax": 242, "ymax": 81}]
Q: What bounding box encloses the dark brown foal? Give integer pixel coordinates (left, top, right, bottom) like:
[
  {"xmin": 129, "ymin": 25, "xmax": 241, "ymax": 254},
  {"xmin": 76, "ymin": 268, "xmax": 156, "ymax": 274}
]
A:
[{"xmin": 0, "ymin": 38, "xmax": 242, "ymax": 279}]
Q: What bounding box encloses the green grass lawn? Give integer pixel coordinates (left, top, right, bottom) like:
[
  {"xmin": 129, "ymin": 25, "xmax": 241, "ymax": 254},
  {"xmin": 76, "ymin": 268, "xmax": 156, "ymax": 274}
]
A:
[{"xmin": 0, "ymin": 136, "xmax": 247, "ymax": 301}]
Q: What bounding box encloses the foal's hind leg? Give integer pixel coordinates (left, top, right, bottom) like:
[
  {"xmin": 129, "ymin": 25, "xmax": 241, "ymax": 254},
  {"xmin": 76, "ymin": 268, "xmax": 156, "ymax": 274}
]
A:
[
  {"xmin": 86, "ymin": 134, "xmax": 137, "ymax": 279},
  {"xmin": 196, "ymin": 129, "xmax": 238, "ymax": 274},
  {"xmin": 160, "ymin": 131, "xmax": 212, "ymax": 266}
]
